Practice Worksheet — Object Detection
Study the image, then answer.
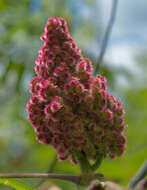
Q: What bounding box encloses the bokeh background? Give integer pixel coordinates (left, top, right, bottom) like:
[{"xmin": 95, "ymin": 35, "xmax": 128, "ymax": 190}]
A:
[{"xmin": 0, "ymin": 0, "xmax": 147, "ymax": 189}]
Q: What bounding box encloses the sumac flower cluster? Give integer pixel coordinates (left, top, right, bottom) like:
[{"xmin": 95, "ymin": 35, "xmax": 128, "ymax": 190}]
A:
[{"xmin": 27, "ymin": 17, "xmax": 126, "ymax": 164}]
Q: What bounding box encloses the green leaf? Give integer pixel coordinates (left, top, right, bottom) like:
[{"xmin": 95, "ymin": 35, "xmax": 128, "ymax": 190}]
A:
[{"xmin": 0, "ymin": 178, "xmax": 35, "ymax": 190}]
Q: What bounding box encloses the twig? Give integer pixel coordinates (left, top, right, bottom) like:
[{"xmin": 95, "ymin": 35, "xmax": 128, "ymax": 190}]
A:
[
  {"xmin": 94, "ymin": 0, "xmax": 119, "ymax": 75},
  {"xmin": 0, "ymin": 173, "xmax": 80, "ymax": 185},
  {"xmin": 0, "ymin": 173, "xmax": 136, "ymax": 190},
  {"xmin": 128, "ymin": 159, "xmax": 147, "ymax": 188}
]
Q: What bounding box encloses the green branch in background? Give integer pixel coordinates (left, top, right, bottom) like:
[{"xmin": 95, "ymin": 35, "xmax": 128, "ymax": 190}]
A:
[
  {"xmin": 0, "ymin": 178, "xmax": 34, "ymax": 190},
  {"xmin": 94, "ymin": 0, "xmax": 119, "ymax": 75}
]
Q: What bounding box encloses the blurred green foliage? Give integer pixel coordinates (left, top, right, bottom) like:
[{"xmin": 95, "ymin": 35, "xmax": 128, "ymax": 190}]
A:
[
  {"xmin": 0, "ymin": 0, "xmax": 146, "ymax": 189},
  {"xmin": 0, "ymin": 178, "xmax": 34, "ymax": 190}
]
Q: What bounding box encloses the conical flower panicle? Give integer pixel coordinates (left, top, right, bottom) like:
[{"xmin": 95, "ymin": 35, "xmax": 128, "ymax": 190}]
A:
[{"xmin": 27, "ymin": 17, "xmax": 126, "ymax": 163}]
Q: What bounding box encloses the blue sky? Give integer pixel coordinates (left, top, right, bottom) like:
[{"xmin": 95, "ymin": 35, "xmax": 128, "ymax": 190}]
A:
[
  {"xmin": 101, "ymin": 0, "xmax": 147, "ymax": 45},
  {"xmin": 98, "ymin": 0, "xmax": 147, "ymax": 72}
]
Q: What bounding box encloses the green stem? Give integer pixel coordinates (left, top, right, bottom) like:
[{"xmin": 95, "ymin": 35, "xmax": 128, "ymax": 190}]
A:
[
  {"xmin": 91, "ymin": 153, "xmax": 103, "ymax": 171},
  {"xmin": 74, "ymin": 151, "xmax": 104, "ymax": 186},
  {"xmin": 74, "ymin": 151, "xmax": 93, "ymax": 174}
]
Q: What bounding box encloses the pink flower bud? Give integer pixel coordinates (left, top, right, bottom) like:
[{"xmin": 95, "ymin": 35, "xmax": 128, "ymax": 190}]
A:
[
  {"xmin": 102, "ymin": 109, "xmax": 113, "ymax": 121},
  {"xmin": 76, "ymin": 60, "xmax": 87, "ymax": 72},
  {"xmin": 27, "ymin": 16, "xmax": 126, "ymax": 163},
  {"xmin": 30, "ymin": 78, "xmax": 41, "ymax": 94}
]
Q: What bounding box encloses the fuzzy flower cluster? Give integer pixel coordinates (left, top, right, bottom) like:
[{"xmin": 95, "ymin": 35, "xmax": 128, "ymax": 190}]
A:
[{"xmin": 27, "ymin": 17, "xmax": 126, "ymax": 163}]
